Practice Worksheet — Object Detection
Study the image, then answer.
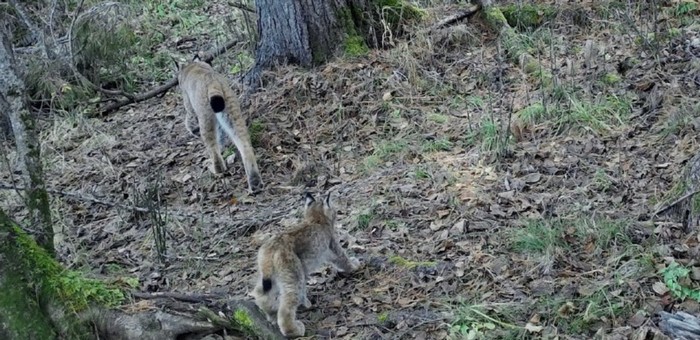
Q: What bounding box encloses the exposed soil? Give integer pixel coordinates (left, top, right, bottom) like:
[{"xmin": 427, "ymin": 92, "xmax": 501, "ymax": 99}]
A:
[{"xmin": 3, "ymin": 1, "xmax": 700, "ymax": 339}]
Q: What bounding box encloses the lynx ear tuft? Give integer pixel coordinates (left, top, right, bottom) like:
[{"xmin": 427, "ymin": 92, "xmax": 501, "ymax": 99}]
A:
[
  {"xmin": 304, "ymin": 192, "xmax": 315, "ymax": 207},
  {"xmin": 324, "ymin": 192, "xmax": 331, "ymax": 207}
]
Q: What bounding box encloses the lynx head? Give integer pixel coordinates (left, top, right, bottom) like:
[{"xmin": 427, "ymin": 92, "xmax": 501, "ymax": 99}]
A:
[
  {"xmin": 303, "ymin": 192, "xmax": 336, "ymax": 225},
  {"xmin": 177, "ymin": 53, "xmax": 214, "ymax": 84}
]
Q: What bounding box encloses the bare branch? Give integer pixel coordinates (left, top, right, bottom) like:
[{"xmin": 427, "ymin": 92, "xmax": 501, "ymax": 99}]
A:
[
  {"xmin": 228, "ymin": 1, "xmax": 255, "ymax": 13},
  {"xmin": 653, "ymin": 189, "xmax": 700, "ymax": 216},
  {"xmin": 95, "ymin": 38, "xmax": 245, "ymax": 116}
]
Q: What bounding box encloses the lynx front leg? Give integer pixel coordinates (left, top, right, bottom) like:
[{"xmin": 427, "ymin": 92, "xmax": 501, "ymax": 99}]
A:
[
  {"xmin": 330, "ymin": 239, "xmax": 360, "ymax": 272},
  {"xmin": 199, "ymin": 114, "xmax": 226, "ymax": 174}
]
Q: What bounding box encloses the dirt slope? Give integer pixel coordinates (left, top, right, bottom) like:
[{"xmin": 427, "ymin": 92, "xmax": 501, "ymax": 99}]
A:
[{"xmin": 3, "ymin": 1, "xmax": 700, "ymax": 339}]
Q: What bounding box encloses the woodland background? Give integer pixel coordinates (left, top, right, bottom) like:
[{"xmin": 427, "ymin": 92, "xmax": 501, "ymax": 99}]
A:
[{"xmin": 1, "ymin": 0, "xmax": 700, "ymax": 339}]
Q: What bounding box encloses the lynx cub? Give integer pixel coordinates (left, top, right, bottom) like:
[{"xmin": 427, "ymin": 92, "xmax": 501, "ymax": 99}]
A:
[
  {"xmin": 177, "ymin": 54, "xmax": 263, "ymax": 193},
  {"xmin": 250, "ymin": 192, "xmax": 360, "ymax": 337}
]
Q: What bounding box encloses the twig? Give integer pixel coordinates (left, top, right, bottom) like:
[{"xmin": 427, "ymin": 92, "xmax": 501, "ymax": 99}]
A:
[
  {"xmin": 654, "ymin": 188, "xmax": 700, "ymax": 216},
  {"xmin": 163, "ymin": 254, "xmax": 221, "ymax": 262},
  {"xmin": 131, "ymin": 291, "xmax": 224, "ymax": 303},
  {"xmin": 429, "ymin": 4, "xmax": 481, "ymax": 31},
  {"xmin": 94, "ymin": 39, "xmax": 244, "ymax": 116},
  {"xmin": 228, "ymin": 1, "xmax": 255, "ymax": 13},
  {"xmin": 0, "ymin": 182, "xmax": 202, "ymax": 219},
  {"xmin": 393, "ymin": 317, "xmax": 448, "ymax": 339},
  {"xmin": 8, "ymin": 0, "xmax": 49, "ymax": 59}
]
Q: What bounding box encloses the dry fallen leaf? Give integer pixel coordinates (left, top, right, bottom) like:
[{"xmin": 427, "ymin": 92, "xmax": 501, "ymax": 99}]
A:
[
  {"xmin": 652, "ymin": 281, "xmax": 669, "ymax": 295},
  {"xmin": 429, "ymin": 221, "xmax": 443, "ymax": 231},
  {"xmin": 525, "ymin": 322, "xmax": 544, "ymax": 333}
]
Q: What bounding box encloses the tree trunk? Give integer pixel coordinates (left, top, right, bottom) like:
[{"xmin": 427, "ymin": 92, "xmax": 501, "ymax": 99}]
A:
[
  {"xmin": 242, "ymin": 0, "xmax": 421, "ymax": 90},
  {"xmin": 0, "ymin": 210, "xmax": 80, "ymax": 338},
  {"xmin": 0, "ymin": 16, "xmax": 54, "ymax": 255}
]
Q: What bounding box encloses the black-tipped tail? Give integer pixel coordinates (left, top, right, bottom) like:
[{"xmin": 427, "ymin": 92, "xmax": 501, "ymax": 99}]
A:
[
  {"xmin": 262, "ymin": 278, "xmax": 272, "ymax": 292},
  {"xmin": 210, "ymin": 95, "xmax": 226, "ymax": 113}
]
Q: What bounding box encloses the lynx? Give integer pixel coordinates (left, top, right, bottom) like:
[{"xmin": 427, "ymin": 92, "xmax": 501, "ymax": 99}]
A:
[
  {"xmin": 177, "ymin": 55, "xmax": 263, "ymax": 192},
  {"xmin": 250, "ymin": 192, "xmax": 360, "ymax": 337}
]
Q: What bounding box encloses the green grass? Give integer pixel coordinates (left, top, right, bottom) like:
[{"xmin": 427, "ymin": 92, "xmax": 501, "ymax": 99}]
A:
[
  {"xmin": 517, "ymin": 93, "xmax": 632, "ymax": 136},
  {"xmin": 357, "ymin": 212, "xmax": 374, "ymax": 229},
  {"xmin": 388, "ymin": 255, "xmax": 436, "ymax": 269},
  {"xmin": 26, "ymin": 0, "xmax": 236, "ymax": 112},
  {"xmin": 592, "ymin": 169, "xmax": 613, "ymax": 192},
  {"xmin": 505, "ymin": 216, "xmax": 653, "ymax": 335},
  {"xmin": 362, "ymin": 139, "xmax": 408, "ymax": 171},
  {"xmin": 479, "ymin": 119, "xmax": 510, "ymax": 155},
  {"xmin": 511, "ymin": 217, "xmax": 633, "ymax": 255},
  {"xmin": 427, "ymin": 113, "xmax": 449, "ymax": 124},
  {"xmin": 422, "ymin": 138, "xmax": 453, "ymax": 152},
  {"xmin": 449, "ymin": 302, "xmax": 524, "ymax": 340},
  {"xmin": 535, "ymin": 288, "xmax": 633, "ymax": 335},
  {"xmin": 413, "ymin": 166, "xmax": 431, "ymax": 180}
]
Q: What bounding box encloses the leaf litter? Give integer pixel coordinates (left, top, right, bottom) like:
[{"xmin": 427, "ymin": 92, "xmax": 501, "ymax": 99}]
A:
[{"xmin": 2, "ymin": 1, "xmax": 700, "ymax": 339}]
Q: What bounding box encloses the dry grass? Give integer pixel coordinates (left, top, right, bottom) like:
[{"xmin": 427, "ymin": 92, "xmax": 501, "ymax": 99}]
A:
[{"xmin": 1, "ymin": 0, "xmax": 700, "ymax": 339}]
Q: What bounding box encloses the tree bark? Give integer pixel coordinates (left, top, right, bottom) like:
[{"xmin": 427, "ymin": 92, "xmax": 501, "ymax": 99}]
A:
[
  {"xmin": 0, "ymin": 208, "xmax": 285, "ymax": 339},
  {"xmin": 0, "ymin": 17, "xmax": 54, "ymax": 255},
  {"xmin": 0, "ymin": 210, "xmax": 78, "ymax": 338},
  {"xmin": 243, "ymin": 0, "xmax": 412, "ymax": 89}
]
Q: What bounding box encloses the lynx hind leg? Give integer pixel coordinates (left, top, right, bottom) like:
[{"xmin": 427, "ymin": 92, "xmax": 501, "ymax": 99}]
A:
[
  {"xmin": 252, "ymin": 280, "xmax": 277, "ymax": 320},
  {"xmin": 199, "ymin": 114, "xmax": 227, "ymax": 174},
  {"xmin": 182, "ymin": 94, "xmax": 201, "ymax": 137},
  {"xmin": 330, "ymin": 239, "xmax": 360, "ymax": 272},
  {"xmin": 277, "ymin": 290, "xmax": 305, "ymax": 337},
  {"xmin": 276, "ymin": 257, "xmax": 307, "ymax": 337},
  {"xmin": 185, "ymin": 110, "xmax": 200, "ymax": 137},
  {"xmin": 219, "ymin": 112, "xmax": 263, "ymax": 192}
]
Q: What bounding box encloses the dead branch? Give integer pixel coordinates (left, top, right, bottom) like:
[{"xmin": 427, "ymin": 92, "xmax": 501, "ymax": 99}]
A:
[
  {"xmin": 429, "ymin": 4, "xmax": 480, "ymax": 31},
  {"xmin": 228, "ymin": 1, "xmax": 255, "ymax": 13},
  {"xmin": 131, "ymin": 291, "xmax": 224, "ymax": 303},
  {"xmin": 659, "ymin": 311, "xmax": 700, "ymax": 340},
  {"xmin": 654, "ymin": 189, "xmax": 700, "ymax": 216},
  {"xmin": 0, "ymin": 182, "xmax": 287, "ymax": 233},
  {"xmin": 94, "ymin": 39, "xmax": 244, "ymax": 117},
  {"xmin": 113, "ymin": 293, "xmax": 285, "ymax": 340},
  {"xmin": 0, "ymin": 182, "xmax": 203, "ymax": 220}
]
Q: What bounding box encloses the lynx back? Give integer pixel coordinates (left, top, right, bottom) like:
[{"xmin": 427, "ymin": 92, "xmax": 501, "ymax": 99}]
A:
[{"xmin": 177, "ymin": 55, "xmax": 263, "ymax": 192}]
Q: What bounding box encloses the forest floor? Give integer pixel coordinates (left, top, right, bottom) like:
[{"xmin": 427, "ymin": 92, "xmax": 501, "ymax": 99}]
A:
[{"xmin": 3, "ymin": 1, "xmax": 700, "ymax": 339}]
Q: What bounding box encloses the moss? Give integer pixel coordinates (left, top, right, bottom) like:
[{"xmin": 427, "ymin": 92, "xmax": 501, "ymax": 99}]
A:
[
  {"xmin": 500, "ymin": 4, "xmax": 557, "ymax": 30},
  {"xmin": 389, "ymin": 255, "xmax": 436, "ymax": 269},
  {"xmin": 602, "ymin": 72, "xmax": 622, "ymax": 85},
  {"xmin": 336, "ymin": 7, "xmax": 369, "ymax": 58},
  {"xmin": 248, "ymin": 118, "xmax": 265, "ymax": 147},
  {"xmin": 376, "ymin": 0, "xmax": 425, "ymax": 27},
  {"xmin": 0, "ymin": 254, "xmax": 57, "ymax": 339},
  {"xmin": 233, "ymin": 308, "xmax": 255, "ymax": 333},
  {"xmin": 483, "ymin": 6, "xmax": 509, "ymax": 27},
  {"xmin": 377, "ymin": 311, "xmax": 389, "ymax": 323},
  {"xmin": 344, "ymin": 36, "xmax": 370, "ymax": 57},
  {"xmin": 9, "ymin": 217, "xmax": 125, "ymax": 312}
]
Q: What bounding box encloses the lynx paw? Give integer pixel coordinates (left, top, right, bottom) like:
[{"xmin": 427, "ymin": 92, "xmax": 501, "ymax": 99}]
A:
[
  {"xmin": 248, "ymin": 171, "xmax": 264, "ymax": 193},
  {"xmin": 209, "ymin": 161, "xmax": 227, "ymax": 175},
  {"xmin": 187, "ymin": 126, "xmax": 200, "ymax": 137},
  {"xmin": 302, "ymin": 296, "xmax": 312, "ymax": 309},
  {"xmin": 280, "ymin": 321, "xmax": 305, "ymax": 338},
  {"xmin": 350, "ymin": 257, "xmax": 361, "ymax": 271}
]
